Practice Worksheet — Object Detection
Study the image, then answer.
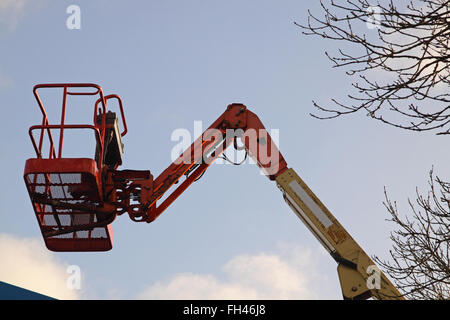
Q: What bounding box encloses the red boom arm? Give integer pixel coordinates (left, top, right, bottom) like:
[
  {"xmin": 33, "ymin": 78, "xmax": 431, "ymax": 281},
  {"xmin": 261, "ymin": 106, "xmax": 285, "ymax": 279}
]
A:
[
  {"xmin": 106, "ymin": 103, "xmax": 288, "ymax": 223},
  {"xmin": 25, "ymin": 85, "xmax": 287, "ymax": 244}
]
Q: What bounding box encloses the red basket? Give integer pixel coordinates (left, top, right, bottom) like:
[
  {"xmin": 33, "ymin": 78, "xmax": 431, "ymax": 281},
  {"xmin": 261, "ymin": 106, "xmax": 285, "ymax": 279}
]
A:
[
  {"xmin": 23, "ymin": 84, "xmax": 125, "ymax": 251},
  {"xmin": 24, "ymin": 158, "xmax": 113, "ymax": 251}
]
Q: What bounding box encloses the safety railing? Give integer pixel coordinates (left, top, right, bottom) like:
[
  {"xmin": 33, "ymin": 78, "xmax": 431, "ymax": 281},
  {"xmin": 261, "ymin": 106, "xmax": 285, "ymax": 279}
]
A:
[
  {"xmin": 30, "ymin": 83, "xmax": 127, "ymax": 172},
  {"xmin": 29, "ymin": 124, "xmax": 102, "ymax": 159},
  {"xmin": 32, "ymin": 83, "xmax": 107, "ymax": 160}
]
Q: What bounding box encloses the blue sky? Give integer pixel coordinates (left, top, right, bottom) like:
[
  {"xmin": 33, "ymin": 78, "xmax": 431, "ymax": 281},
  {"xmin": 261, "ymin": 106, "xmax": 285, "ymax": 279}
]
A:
[{"xmin": 0, "ymin": 0, "xmax": 448, "ymax": 299}]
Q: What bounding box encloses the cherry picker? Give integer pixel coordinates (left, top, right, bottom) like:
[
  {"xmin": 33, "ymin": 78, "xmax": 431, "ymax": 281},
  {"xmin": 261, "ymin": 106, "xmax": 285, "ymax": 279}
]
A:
[{"xmin": 24, "ymin": 83, "xmax": 404, "ymax": 300}]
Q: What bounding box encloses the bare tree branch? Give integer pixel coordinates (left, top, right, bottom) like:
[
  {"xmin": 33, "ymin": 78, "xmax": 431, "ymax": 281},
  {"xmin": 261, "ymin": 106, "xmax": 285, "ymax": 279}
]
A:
[
  {"xmin": 297, "ymin": 0, "xmax": 450, "ymax": 134},
  {"xmin": 374, "ymin": 169, "xmax": 450, "ymax": 299}
]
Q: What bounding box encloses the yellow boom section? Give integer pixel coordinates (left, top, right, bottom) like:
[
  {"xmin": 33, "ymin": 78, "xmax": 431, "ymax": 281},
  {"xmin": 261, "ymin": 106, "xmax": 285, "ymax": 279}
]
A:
[{"xmin": 276, "ymin": 168, "xmax": 404, "ymax": 300}]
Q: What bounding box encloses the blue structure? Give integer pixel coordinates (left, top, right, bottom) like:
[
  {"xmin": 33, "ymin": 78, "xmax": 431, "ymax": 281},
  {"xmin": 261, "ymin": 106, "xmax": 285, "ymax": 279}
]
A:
[{"xmin": 0, "ymin": 281, "xmax": 55, "ymax": 300}]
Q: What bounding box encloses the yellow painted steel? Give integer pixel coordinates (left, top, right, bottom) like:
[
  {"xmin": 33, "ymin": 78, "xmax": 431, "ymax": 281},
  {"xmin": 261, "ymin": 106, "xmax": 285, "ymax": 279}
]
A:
[{"xmin": 276, "ymin": 168, "xmax": 404, "ymax": 300}]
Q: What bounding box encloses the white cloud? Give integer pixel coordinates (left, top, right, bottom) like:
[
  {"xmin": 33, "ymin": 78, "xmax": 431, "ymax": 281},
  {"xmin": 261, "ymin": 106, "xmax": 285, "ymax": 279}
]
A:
[
  {"xmin": 0, "ymin": 233, "xmax": 80, "ymax": 300},
  {"xmin": 365, "ymin": 5, "xmax": 449, "ymax": 93},
  {"xmin": 0, "ymin": 233, "xmax": 340, "ymax": 300},
  {"xmin": 137, "ymin": 244, "xmax": 338, "ymax": 300},
  {"xmin": 0, "ymin": 0, "xmax": 30, "ymax": 30}
]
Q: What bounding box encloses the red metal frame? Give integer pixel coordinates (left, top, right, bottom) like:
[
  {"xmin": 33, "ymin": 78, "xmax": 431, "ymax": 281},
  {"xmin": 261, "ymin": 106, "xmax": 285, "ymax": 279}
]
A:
[
  {"xmin": 114, "ymin": 103, "xmax": 288, "ymax": 223},
  {"xmin": 24, "ymin": 83, "xmax": 127, "ymax": 251},
  {"xmin": 30, "ymin": 83, "xmax": 127, "ymax": 164},
  {"xmin": 24, "ymin": 83, "xmax": 288, "ymax": 252},
  {"xmin": 24, "ymin": 158, "xmax": 114, "ymax": 251}
]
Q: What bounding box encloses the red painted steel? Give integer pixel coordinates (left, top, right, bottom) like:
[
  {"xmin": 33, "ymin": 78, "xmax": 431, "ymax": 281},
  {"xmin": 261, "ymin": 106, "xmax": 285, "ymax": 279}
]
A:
[
  {"xmin": 24, "ymin": 84, "xmax": 287, "ymax": 251},
  {"xmin": 24, "ymin": 158, "xmax": 113, "ymax": 251},
  {"xmin": 24, "ymin": 84, "xmax": 126, "ymax": 251}
]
